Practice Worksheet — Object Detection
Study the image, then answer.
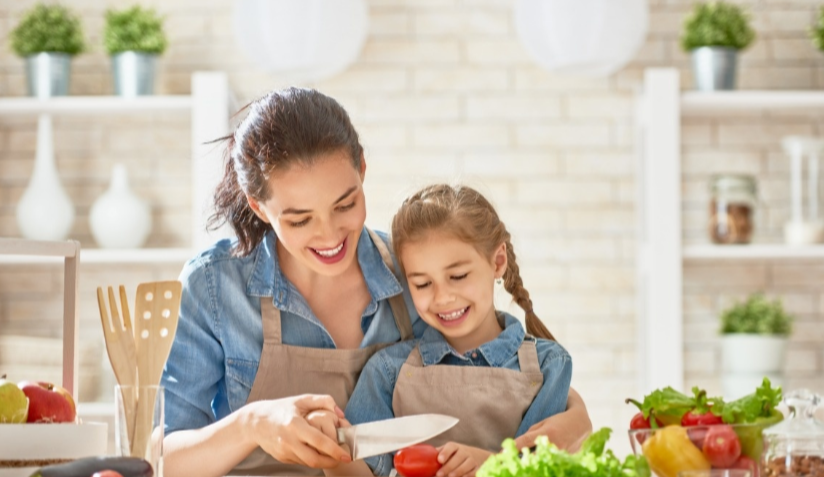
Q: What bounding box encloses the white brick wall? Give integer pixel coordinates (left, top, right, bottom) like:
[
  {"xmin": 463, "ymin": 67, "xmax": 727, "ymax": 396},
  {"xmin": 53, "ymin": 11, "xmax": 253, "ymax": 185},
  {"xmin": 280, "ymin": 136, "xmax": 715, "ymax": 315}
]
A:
[{"xmin": 1, "ymin": 0, "xmax": 823, "ymax": 458}]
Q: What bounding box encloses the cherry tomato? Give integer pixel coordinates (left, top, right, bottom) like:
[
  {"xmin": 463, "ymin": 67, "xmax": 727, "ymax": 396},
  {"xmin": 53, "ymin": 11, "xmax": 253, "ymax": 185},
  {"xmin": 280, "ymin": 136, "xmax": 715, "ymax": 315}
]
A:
[
  {"xmin": 92, "ymin": 471, "xmax": 125, "ymax": 477},
  {"xmin": 681, "ymin": 408, "xmax": 723, "ymax": 427},
  {"xmin": 629, "ymin": 411, "xmax": 663, "ymax": 444},
  {"xmin": 394, "ymin": 444, "xmax": 441, "ymax": 477},
  {"xmin": 686, "ymin": 426, "xmax": 709, "ymax": 450},
  {"xmin": 730, "ymin": 454, "xmax": 759, "ymax": 477},
  {"xmin": 702, "ymin": 424, "xmax": 742, "ymax": 468}
]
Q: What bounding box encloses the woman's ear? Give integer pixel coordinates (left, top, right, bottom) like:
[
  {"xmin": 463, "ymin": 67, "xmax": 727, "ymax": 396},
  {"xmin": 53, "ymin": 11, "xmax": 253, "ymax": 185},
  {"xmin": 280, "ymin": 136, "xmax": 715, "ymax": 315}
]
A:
[
  {"xmin": 246, "ymin": 195, "xmax": 271, "ymax": 224},
  {"xmin": 492, "ymin": 242, "xmax": 507, "ymax": 278}
]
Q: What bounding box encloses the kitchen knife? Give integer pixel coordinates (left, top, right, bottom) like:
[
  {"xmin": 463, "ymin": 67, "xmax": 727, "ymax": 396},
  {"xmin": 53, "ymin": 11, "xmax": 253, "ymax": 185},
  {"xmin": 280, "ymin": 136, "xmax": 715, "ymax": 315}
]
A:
[{"xmin": 336, "ymin": 413, "xmax": 459, "ymax": 461}]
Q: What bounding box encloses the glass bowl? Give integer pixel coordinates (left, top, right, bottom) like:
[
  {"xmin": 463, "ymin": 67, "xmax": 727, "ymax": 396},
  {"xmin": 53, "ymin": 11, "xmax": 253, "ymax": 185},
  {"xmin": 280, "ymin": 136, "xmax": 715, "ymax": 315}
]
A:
[{"xmin": 628, "ymin": 423, "xmax": 767, "ymax": 477}]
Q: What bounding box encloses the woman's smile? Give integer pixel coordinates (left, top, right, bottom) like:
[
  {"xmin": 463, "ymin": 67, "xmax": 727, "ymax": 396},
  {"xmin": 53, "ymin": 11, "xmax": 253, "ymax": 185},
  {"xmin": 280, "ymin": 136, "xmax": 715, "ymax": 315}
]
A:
[{"xmin": 309, "ymin": 236, "xmax": 348, "ymax": 264}]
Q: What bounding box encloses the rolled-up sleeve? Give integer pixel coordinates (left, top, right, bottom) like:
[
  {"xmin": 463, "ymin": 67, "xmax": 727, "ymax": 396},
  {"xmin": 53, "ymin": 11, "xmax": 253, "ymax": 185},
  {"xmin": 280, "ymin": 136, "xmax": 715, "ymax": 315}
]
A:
[
  {"xmin": 161, "ymin": 259, "xmax": 225, "ymax": 435},
  {"xmin": 515, "ymin": 341, "xmax": 573, "ymax": 437}
]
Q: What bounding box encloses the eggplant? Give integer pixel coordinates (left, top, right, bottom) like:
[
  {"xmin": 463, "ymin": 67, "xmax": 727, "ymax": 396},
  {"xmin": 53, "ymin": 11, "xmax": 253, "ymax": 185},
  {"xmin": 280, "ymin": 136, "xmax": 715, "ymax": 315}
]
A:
[{"xmin": 29, "ymin": 456, "xmax": 153, "ymax": 477}]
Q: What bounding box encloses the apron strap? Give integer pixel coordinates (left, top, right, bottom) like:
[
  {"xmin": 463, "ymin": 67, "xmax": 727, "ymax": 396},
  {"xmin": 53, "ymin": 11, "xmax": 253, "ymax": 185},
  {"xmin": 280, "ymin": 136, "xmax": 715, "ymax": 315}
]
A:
[
  {"xmin": 366, "ymin": 228, "xmax": 414, "ymax": 341},
  {"xmin": 404, "ymin": 344, "xmax": 425, "ymax": 367},
  {"xmin": 516, "ymin": 336, "xmax": 542, "ymax": 375},
  {"xmin": 259, "ymin": 297, "xmax": 283, "ymax": 345}
]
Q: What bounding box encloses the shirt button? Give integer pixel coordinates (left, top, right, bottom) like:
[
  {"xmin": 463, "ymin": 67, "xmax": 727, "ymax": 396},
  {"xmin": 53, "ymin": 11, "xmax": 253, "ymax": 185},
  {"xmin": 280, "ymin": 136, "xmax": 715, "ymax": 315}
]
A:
[{"xmin": 471, "ymin": 352, "xmax": 478, "ymax": 358}]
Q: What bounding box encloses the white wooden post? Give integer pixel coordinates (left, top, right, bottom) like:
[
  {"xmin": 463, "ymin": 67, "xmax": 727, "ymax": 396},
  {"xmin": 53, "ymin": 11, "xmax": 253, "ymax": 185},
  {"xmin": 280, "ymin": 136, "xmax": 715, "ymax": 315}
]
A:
[
  {"xmin": 191, "ymin": 72, "xmax": 232, "ymax": 251},
  {"xmin": 62, "ymin": 241, "xmax": 80, "ymax": 397},
  {"xmin": 637, "ymin": 68, "xmax": 684, "ymax": 393}
]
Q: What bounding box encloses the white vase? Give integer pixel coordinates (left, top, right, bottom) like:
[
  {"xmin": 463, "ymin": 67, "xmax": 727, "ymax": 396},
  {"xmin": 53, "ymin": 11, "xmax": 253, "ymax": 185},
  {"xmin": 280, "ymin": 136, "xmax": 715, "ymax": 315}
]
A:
[
  {"xmin": 89, "ymin": 164, "xmax": 152, "ymax": 249},
  {"xmin": 16, "ymin": 114, "xmax": 75, "ymax": 241},
  {"xmin": 721, "ymin": 334, "xmax": 788, "ymax": 399}
]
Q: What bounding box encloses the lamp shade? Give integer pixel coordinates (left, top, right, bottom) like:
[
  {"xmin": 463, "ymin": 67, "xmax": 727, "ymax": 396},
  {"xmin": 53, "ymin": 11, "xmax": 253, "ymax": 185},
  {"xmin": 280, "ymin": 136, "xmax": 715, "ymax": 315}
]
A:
[
  {"xmin": 233, "ymin": 0, "xmax": 369, "ymax": 82},
  {"xmin": 513, "ymin": 0, "xmax": 648, "ymax": 77}
]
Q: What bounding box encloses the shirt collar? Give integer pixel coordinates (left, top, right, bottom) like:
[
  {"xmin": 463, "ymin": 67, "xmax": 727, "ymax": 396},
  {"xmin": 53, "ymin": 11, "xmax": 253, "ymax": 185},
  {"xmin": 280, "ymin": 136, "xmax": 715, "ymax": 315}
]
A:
[
  {"xmin": 417, "ymin": 312, "xmax": 525, "ymax": 367},
  {"xmin": 246, "ymin": 228, "xmax": 404, "ymax": 308}
]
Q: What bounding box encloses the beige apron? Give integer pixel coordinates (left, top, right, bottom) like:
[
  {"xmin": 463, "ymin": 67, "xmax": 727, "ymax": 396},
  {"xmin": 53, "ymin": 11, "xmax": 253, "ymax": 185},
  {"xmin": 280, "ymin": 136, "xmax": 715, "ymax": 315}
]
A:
[
  {"xmin": 391, "ymin": 326, "xmax": 544, "ymax": 452},
  {"xmin": 231, "ymin": 229, "xmax": 413, "ymax": 476}
]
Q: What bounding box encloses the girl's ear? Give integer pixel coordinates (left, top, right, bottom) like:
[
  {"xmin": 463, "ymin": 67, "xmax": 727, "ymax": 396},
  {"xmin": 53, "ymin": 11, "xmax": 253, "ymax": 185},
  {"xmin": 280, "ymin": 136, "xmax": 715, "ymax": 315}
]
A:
[
  {"xmin": 492, "ymin": 242, "xmax": 507, "ymax": 278},
  {"xmin": 246, "ymin": 195, "xmax": 271, "ymax": 224}
]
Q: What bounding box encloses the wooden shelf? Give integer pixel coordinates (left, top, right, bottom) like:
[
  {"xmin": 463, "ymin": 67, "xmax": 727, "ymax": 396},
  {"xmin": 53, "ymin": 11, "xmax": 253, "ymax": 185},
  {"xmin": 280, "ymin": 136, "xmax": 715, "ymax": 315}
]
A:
[
  {"xmin": 0, "ymin": 247, "xmax": 194, "ymax": 265},
  {"xmin": 681, "ymin": 91, "xmax": 824, "ymax": 115},
  {"xmin": 684, "ymin": 244, "xmax": 824, "ymax": 261},
  {"xmin": 0, "ymin": 95, "xmax": 192, "ymax": 116}
]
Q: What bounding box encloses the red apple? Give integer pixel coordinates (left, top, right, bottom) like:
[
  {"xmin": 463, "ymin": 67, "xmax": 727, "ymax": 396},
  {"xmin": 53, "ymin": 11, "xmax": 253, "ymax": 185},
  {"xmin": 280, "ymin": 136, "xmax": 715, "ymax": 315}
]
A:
[{"xmin": 18, "ymin": 381, "xmax": 76, "ymax": 423}]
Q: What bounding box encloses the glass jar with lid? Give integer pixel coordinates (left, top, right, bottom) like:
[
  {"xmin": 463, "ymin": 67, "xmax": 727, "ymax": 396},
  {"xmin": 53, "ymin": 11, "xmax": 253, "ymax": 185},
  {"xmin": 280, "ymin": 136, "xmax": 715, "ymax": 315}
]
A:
[
  {"xmin": 763, "ymin": 389, "xmax": 824, "ymax": 477},
  {"xmin": 709, "ymin": 174, "xmax": 757, "ymax": 244}
]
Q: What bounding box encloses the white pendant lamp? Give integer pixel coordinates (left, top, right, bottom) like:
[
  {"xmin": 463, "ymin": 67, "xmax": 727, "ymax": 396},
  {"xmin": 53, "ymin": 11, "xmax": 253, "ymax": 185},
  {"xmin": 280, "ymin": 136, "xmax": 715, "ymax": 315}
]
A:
[
  {"xmin": 513, "ymin": 0, "xmax": 649, "ymax": 78},
  {"xmin": 233, "ymin": 0, "xmax": 369, "ymax": 83}
]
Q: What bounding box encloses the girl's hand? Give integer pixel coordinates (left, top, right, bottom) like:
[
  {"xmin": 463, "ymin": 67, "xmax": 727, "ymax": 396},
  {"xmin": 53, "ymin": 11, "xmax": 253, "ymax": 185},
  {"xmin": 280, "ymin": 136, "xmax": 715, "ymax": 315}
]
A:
[
  {"xmin": 435, "ymin": 442, "xmax": 491, "ymax": 477},
  {"xmin": 513, "ymin": 388, "xmax": 592, "ymax": 452},
  {"xmin": 246, "ymin": 394, "xmax": 352, "ymax": 468}
]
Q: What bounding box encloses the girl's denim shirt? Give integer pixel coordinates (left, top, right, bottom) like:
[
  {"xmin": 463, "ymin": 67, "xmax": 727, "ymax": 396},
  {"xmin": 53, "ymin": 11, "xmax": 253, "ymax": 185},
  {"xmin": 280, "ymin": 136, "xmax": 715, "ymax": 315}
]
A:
[
  {"xmin": 345, "ymin": 313, "xmax": 573, "ymax": 476},
  {"xmin": 161, "ymin": 228, "xmax": 426, "ymax": 435}
]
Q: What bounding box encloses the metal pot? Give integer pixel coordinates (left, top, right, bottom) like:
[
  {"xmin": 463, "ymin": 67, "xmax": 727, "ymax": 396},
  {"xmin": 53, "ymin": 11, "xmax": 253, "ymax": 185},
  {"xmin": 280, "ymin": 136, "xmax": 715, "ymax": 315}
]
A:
[
  {"xmin": 691, "ymin": 46, "xmax": 738, "ymax": 91},
  {"xmin": 25, "ymin": 52, "xmax": 71, "ymax": 98},
  {"xmin": 111, "ymin": 51, "xmax": 157, "ymax": 96}
]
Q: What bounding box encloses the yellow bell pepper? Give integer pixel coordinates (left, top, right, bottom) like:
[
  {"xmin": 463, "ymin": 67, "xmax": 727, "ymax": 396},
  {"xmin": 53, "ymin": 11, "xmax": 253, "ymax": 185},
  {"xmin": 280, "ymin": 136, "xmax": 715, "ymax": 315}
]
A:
[{"xmin": 641, "ymin": 426, "xmax": 711, "ymax": 477}]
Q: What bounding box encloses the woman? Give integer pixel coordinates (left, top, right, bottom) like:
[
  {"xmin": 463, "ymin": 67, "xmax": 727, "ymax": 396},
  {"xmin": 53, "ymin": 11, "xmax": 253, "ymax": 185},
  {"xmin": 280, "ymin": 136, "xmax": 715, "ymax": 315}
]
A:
[{"xmin": 161, "ymin": 87, "xmax": 592, "ymax": 477}]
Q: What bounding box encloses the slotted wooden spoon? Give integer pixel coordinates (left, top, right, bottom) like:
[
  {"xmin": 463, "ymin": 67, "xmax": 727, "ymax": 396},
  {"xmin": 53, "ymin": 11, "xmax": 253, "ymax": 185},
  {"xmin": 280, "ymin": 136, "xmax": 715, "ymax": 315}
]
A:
[
  {"xmin": 97, "ymin": 285, "xmax": 138, "ymax": 447},
  {"xmin": 131, "ymin": 280, "xmax": 182, "ymax": 458}
]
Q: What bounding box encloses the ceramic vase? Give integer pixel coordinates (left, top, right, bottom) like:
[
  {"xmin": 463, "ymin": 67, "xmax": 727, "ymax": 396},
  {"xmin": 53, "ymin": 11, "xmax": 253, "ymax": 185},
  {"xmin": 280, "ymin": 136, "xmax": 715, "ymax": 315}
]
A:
[
  {"xmin": 89, "ymin": 164, "xmax": 152, "ymax": 248},
  {"xmin": 721, "ymin": 334, "xmax": 787, "ymax": 399},
  {"xmin": 16, "ymin": 114, "xmax": 75, "ymax": 241}
]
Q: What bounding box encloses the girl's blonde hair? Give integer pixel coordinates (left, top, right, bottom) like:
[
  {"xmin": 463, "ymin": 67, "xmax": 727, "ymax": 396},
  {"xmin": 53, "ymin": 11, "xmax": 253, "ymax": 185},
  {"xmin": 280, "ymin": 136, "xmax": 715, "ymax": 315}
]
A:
[{"xmin": 391, "ymin": 184, "xmax": 556, "ymax": 342}]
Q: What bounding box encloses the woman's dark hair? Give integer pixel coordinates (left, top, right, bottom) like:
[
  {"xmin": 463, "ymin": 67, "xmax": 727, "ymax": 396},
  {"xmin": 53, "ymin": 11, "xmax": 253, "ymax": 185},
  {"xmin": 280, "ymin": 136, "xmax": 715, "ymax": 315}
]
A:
[{"xmin": 208, "ymin": 87, "xmax": 363, "ymax": 256}]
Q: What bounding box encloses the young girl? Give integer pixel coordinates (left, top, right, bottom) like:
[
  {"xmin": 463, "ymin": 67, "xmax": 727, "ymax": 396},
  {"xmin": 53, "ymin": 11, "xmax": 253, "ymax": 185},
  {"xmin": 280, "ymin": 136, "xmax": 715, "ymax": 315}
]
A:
[{"xmin": 318, "ymin": 184, "xmax": 573, "ymax": 477}]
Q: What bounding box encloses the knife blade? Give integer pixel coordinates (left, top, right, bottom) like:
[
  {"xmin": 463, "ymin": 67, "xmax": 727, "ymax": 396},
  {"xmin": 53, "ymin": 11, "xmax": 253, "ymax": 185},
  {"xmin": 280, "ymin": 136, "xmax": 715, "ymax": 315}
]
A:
[{"xmin": 336, "ymin": 413, "xmax": 459, "ymax": 461}]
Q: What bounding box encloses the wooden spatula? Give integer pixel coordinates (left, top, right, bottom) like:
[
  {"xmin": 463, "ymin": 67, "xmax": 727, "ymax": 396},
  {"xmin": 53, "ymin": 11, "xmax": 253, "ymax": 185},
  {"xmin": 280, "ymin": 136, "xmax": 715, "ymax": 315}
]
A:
[
  {"xmin": 131, "ymin": 280, "xmax": 182, "ymax": 459},
  {"xmin": 97, "ymin": 285, "xmax": 138, "ymax": 447}
]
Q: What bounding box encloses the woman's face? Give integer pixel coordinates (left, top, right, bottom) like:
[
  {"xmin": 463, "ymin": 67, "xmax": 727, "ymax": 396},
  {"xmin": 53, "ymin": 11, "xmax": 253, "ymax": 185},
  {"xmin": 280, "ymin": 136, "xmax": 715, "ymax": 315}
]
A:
[
  {"xmin": 400, "ymin": 232, "xmax": 507, "ymax": 352},
  {"xmin": 248, "ymin": 149, "xmax": 367, "ymax": 278}
]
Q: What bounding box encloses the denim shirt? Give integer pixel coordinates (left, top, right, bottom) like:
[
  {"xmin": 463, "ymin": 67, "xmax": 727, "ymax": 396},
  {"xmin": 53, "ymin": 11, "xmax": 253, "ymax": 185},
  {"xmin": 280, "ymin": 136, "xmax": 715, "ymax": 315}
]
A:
[
  {"xmin": 345, "ymin": 313, "xmax": 573, "ymax": 476},
  {"xmin": 161, "ymin": 228, "xmax": 427, "ymax": 435}
]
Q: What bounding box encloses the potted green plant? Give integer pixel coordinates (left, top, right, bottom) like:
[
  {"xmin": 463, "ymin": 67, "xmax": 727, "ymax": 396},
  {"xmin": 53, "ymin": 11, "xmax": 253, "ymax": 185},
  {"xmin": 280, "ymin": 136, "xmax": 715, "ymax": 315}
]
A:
[
  {"xmin": 9, "ymin": 3, "xmax": 85, "ymax": 98},
  {"xmin": 680, "ymin": 1, "xmax": 756, "ymax": 91},
  {"xmin": 103, "ymin": 6, "xmax": 168, "ymax": 96},
  {"xmin": 810, "ymin": 7, "xmax": 824, "ymax": 54},
  {"xmin": 719, "ymin": 293, "xmax": 793, "ymax": 399}
]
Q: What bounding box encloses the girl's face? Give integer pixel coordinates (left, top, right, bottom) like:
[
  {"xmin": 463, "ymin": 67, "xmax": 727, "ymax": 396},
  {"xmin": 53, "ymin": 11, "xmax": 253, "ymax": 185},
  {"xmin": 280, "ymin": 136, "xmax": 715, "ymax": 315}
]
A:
[
  {"xmin": 401, "ymin": 232, "xmax": 507, "ymax": 353},
  {"xmin": 248, "ymin": 149, "xmax": 367, "ymax": 278}
]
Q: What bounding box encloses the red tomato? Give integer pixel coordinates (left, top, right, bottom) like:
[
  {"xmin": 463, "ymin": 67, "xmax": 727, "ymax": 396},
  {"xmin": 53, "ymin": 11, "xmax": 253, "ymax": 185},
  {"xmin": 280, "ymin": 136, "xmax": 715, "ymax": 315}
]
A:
[
  {"xmin": 394, "ymin": 444, "xmax": 442, "ymax": 477},
  {"xmin": 687, "ymin": 427, "xmax": 709, "ymax": 450},
  {"xmin": 702, "ymin": 424, "xmax": 742, "ymax": 468},
  {"xmin": 730, "ymin": 455, "xmax": 759, "ymax": 477},
  {"xmin": 629, "ymin": 412, "xmax": 663, "ymax": 445},
  {"xmin": 681, "ymin": 408, "xmax": 723, "ymax": 427},
  {"xmin": 92, "ymin": 471, "xmax": 124, "ymax": 477}
]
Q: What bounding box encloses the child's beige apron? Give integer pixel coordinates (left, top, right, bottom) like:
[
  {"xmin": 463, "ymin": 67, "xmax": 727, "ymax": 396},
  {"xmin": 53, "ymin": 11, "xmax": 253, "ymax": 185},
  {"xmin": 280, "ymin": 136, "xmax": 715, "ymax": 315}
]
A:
[
  {"xmin": 231, "ymin": 229, "xmax": 413, "ymax": 476},
  {"xmin": 391, "ymin": 332, "xmax": 544, "ymax": 452}
]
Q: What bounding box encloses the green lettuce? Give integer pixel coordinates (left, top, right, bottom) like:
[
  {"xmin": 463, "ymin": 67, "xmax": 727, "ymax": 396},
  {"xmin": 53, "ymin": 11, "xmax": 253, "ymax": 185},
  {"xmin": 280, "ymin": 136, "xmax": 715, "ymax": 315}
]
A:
[{"xmin": 477, "ymin": 428, "xmax": 650, "ymax": 477}]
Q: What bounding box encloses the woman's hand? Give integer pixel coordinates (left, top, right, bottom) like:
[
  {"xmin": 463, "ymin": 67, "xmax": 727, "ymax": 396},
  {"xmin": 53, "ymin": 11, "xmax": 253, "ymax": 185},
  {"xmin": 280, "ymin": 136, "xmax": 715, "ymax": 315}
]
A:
[
  {"xmin": 513, "ymin": 387, "xmax": 592, "ymax": 452},
  {"xmin": 435, "ymin": 442, "xmax": 491, "ymax": 477},
  {"xmin": 246, "ymin": 394, "xmax": 352, "ymax": 468}
]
